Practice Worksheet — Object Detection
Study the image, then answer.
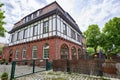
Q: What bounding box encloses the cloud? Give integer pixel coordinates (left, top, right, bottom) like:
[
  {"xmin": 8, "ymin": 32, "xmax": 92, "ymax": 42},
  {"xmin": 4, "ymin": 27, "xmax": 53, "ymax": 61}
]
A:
[{"xmin": 0, "ymin": 0, "xmax": 120, "ymax": 43}]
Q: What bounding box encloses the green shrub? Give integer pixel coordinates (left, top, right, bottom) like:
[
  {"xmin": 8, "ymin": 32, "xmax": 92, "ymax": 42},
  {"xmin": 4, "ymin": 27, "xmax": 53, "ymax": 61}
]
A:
[{"xmin": 1, "ymin": 72, "xmax": 8, "ymax": 80}]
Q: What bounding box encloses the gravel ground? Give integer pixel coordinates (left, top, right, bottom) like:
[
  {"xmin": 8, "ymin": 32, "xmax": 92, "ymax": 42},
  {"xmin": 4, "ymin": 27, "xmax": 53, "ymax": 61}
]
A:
[{"xmin": 0, "ymin": 64, "xmax": 11, "ymax": 76}]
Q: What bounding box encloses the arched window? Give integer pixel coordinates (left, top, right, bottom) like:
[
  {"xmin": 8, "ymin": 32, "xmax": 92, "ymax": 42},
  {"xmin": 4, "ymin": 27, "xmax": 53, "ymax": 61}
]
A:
[
  {"xmin": 32, "ymin": 46, "xmax": 38, "ymax": 59},
  {"xmin": 16, "ymin": 49, "xmax": 19, "ymax": 59},
  {"xmin": 71, "ymin": 47, "xmax": 76, "ymax": 59},
  {"xmin": 78, "ymin": 48, "xmax": 81, "ymax": 59},
  {"xmin": 60, "ymin": 44, "xmax": 69, "ymax": 59},
  {"xmin": 22, "ymin": 47, "xmax": 26, "ymax": 59},
  {"xmin": 43, "ymin": 43, "xmax": 49, "ymax": 59}
]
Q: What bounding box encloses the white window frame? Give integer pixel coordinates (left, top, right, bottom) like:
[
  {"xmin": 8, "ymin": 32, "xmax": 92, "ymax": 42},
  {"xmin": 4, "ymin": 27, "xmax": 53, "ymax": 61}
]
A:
[
  {"xmin": 22, "ymin": 47, "xmax": 26, "ymax": 59},
  {"xmin": 33, "ymin": 25, "xmax": 38, "ymax": 36},
  {"xmin": 32, "ymin": 46, "xmax": 38, "ymax": 59},
  {"xmin": 24, "ymin": 28, "xmax": 28, "ymax": 39},
  {"xmin": 43, "ymin": 20, "xmax": 49, "ymax": 34},
  {"xmin": 43, "ymin": 44, "xmax": 49, "ymax": 59},
  {"xmin": 16, "ymin": 49, "xmax": 19, "ymax": 59},
  {"xmin": 63, "ymin": 23, "xmax": 67, "ymax": 35}
]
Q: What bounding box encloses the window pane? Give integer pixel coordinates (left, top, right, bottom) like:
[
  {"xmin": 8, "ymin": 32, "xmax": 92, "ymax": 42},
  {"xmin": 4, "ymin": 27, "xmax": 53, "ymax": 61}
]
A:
[
  {"xmin": 16, "ymin": 49, "xmax": 19, "ymax": 59},
  {"xmin": 24, "ymin": 28, "xmax": 28, "ymax": 38},
  {"xmin": 22, "ymin": 48, "xmax": 26, "ymax": 59},
  {"xmin": 11, "ymin": 34, "xmax": 14, "ymax": 42},
  {"xmin": 43, "ymin": 44, "xmax": 49, "ymax": 59},
  {"xmin": 43, "ymin": 21, "xmax": 49, "ymax": 34},
  {"xmin": 33, "ymin": 25, "xmax": 38, "ymax": 36},
  {"xmin": 71, "ymin": 29, "xmax": 76, "ymax": 40},
  {"xmin": 63, "ymin": 23, "xmax": 67, "ymax": 35},
  {"xmin": 32, "ymin": 46, "xmax": 37, "ymax": 58}
]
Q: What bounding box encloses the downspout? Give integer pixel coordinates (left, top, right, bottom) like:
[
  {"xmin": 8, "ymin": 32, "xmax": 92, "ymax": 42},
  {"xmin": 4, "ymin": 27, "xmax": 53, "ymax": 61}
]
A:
[{"xmin": 55, "ymin": 9, "xmax": 58, "ymax": 60}]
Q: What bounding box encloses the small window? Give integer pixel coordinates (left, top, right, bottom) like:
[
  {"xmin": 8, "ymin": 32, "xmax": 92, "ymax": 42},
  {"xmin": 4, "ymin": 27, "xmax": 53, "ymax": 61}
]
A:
[
  {"xmin": 32, "ymin": 46, "xmax": 38, "ymax": 59},
  {"xmin": 43, "ymin": 43, "xmax": 49, "ymax": 59},
  {"xmin": 33, "ymin": 25, "xmax": 38, "ymax": 36},
  {"xmin": 22, "ymin": 47, "xmax": 26, "ymax": 59},
  {"xmin": 25, "ymin": 17, "xmax": 28, "ymax": 22},
  {"xmin": 33, "ymin": 12, "xmax": 37, "ymax": 18},
  {"xmin": 28, "ymin": 15, "xmax": 31, "ymax": 21},
  {"xmin": 43, "ymin": 21, "xmax": 49, "ymax": 34},
  {"xmin": 16, "ymin": 49, "xmax": 19, "ymax": 59},
  {"xmin": 63, "ymin": 23, "xmax": 67, "ymax": 35}
]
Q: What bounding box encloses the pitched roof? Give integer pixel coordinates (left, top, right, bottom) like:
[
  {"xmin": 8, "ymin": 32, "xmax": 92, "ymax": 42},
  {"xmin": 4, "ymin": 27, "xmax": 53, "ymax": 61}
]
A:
[{"xmin": 9, "ymin": 1, "xmax": 82, "ymax": 34}]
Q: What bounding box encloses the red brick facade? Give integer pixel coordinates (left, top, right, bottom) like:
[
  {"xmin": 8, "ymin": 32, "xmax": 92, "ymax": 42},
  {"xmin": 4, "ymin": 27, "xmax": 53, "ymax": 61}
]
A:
[{"xmin": 2, "ymin": 36, "xmax": 82, "ymax": 62}]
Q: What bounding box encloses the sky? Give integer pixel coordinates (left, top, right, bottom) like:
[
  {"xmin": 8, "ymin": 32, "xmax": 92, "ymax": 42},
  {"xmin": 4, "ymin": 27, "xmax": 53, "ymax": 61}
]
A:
[{"xmin": 0, "ymin": 0, "xmax": 120, "ymax": 43}]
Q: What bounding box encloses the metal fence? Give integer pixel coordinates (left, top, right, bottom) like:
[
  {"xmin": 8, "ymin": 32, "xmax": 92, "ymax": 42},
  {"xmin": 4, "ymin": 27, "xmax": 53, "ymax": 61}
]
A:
[
  {"xmin": 53, "ymin": 59, "xmax": 120, "ymax": 79},
  {"xmin": 10, "ymin": 59, "xmax": 52, "ymax": 80}
]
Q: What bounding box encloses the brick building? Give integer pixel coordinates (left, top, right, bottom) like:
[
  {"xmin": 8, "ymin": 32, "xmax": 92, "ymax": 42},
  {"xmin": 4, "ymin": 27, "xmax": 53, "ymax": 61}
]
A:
[{"xmin": 2, "ymin": 1, "xmax": 84, "ymax": 62}]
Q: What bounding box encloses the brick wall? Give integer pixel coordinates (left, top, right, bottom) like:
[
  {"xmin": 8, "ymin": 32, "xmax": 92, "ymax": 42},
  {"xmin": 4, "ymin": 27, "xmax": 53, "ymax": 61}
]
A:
[{"xmin": 2, "ymin": 37, "xmax": 82, "ymax": 62}]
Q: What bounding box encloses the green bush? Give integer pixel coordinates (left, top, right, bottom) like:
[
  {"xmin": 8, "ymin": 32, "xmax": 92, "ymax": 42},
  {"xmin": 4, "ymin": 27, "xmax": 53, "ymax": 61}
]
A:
[{"xmin": 1, "ymin": 72, "xmax": 8, "ymax": 80}]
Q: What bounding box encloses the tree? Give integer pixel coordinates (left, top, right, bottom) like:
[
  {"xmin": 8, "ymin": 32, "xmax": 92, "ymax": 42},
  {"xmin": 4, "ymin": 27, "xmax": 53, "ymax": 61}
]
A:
[
  {"xmin": 0, "ymin": 3, "xmax": 6, "ymax": 37},
  {"xmin": 84, "ymin": 24, "xmax": 101, "ymax": 53},
  {"xmin": 102, "ymin": 17, "xmax": 120, "ymax": 55},
  {"xmin": 86, "ymin": 47, "xmax": 94, "ymax": 55}
]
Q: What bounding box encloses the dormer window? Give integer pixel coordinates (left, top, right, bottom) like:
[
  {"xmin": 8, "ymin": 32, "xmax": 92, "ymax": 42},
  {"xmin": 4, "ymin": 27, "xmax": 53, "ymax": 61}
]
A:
[
  {"xmin": 25, "ymin": 17, "xmax": 28, "ymax": 22},
  {"xmin": 33, "ymin": 12, "xmax": 37, "ymax": 19},
  {"xmin": 28, "ymin": 15, "xmax": 31, "ymax": 21}
]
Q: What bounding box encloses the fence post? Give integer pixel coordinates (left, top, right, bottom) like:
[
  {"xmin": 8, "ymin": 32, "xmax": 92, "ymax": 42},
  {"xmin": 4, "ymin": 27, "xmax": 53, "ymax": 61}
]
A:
[
  {"xmin": 46, "ymin": 59, "xmax": 49, "ymax": 70},
  {"xmin": 67, "ymin": 59, "xmax": 70, "ymax": 72},
  {"xmin": 33, "ymin": 60, "xmax": 35, "ymax": 73},
  {"xmin": 98, "ymin": 59, "xmax": 103, "ymax": 76},
  {"xmin": 10, "ymin": 61, "xmax": 16, "ymax": 80}
]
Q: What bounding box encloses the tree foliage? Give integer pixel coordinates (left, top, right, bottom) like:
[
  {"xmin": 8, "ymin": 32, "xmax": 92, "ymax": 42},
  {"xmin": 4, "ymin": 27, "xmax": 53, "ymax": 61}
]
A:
[
  {"xmin": 102, "ymin": 17, "xmax": 120, "ymax": 54},
  {"xmin": 0, "ymin": 3, "xmax": 6, "ymax": 37},
  {"xmin": 84, "ymin": 24, "xmax": 101, "ymax": 53},
  {"xmin": 86, "ymin": 47, "xmax": 94, "ymax": 55}
]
